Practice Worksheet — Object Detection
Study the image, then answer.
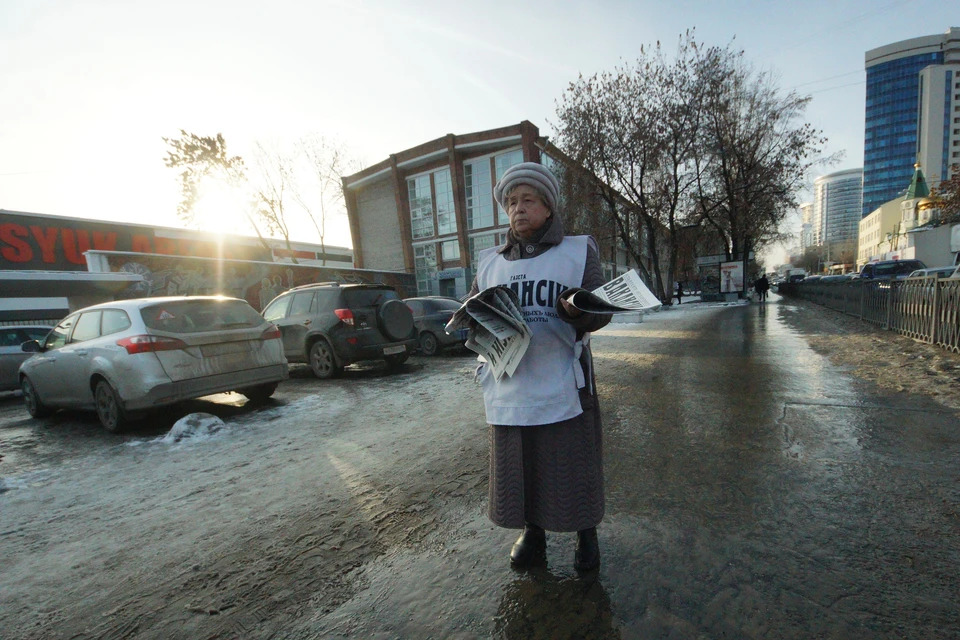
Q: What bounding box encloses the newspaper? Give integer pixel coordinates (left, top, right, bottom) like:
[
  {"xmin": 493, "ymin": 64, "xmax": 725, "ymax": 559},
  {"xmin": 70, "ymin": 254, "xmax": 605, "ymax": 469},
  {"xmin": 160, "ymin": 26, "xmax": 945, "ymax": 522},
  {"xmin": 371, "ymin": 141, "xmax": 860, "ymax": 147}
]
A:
[
  {"xmin": 444, "ymin": 286, "xmax": 531, "ymax": 382},
  {"xmin": 567, "ymin": 269, "xmax": 662, "ymax": 314},
  {"xmin": 446, "ymin": 269, "xmax": 660, "ymax": 382}
]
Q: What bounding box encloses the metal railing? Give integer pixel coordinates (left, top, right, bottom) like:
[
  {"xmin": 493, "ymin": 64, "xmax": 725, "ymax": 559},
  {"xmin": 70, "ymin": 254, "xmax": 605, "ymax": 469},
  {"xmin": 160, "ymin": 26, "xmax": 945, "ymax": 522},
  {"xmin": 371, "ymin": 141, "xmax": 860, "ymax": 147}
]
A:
[{"xmin": 778, "ymin": 277, "xmax": 960, "ymax": 354}]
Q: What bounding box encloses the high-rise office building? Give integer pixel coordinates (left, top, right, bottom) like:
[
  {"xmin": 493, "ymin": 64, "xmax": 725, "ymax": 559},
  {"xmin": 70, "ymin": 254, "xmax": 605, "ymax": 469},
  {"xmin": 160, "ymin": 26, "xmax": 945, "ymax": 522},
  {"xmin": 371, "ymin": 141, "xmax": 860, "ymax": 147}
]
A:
[
  {"xmin": 799, "ymin": 202, "xmax": 814, "ymax": 251},
  {"xmin": 813, "ymin": 168, "xmax": 863, "ymax": 250},
  {"xmin": 863, "ymin": 28, "xmax": 959, "ymax": 218}
]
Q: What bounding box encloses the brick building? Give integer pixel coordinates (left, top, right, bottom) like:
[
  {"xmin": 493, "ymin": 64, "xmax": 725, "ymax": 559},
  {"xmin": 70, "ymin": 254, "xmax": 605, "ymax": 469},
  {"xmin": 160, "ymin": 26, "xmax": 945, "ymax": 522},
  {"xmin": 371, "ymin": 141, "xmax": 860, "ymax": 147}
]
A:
[{"xmin": 342, "ymin": 121, "xmax": 655, "ymax": 299}]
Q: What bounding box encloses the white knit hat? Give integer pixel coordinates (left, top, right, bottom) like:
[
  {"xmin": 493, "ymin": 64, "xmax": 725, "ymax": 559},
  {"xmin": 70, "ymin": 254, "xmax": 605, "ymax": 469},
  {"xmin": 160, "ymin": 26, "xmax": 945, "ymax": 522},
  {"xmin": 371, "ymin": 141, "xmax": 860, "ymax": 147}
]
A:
[{"xmin": 493, "ymin": 162, "xmax": 560, "ymax": 212}]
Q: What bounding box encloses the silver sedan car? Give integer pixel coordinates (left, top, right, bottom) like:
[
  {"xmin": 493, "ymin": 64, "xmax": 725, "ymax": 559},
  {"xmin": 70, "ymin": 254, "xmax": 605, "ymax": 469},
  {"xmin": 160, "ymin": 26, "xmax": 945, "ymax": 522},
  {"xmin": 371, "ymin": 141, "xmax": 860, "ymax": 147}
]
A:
[
  {"xmin": 19, "ymin": 296, "xmax": 288, "ymax": 432},
  {"xmin": 1, "ymin": 325, "xmax": 53, "ymax": 391}
]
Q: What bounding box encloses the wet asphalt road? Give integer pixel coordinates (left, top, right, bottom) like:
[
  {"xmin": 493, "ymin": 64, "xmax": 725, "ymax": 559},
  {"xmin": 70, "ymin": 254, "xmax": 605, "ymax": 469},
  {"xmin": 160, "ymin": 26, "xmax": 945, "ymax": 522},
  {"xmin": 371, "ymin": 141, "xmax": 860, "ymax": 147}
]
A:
[
  {"xmin": 2, "ymin": 295, "xmax": 959, "ymax": 638},
  {"xmin": 305, "ymin": 297, "xmax": 960, "ymax": 639}
]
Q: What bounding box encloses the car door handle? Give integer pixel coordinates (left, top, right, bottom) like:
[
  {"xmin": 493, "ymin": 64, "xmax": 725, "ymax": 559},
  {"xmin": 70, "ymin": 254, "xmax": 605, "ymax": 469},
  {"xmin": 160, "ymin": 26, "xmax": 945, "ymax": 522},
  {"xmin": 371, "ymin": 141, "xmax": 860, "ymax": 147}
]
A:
[{"xmin": 76, "ymin": 350, "xmax": 89, "ymax": 357}]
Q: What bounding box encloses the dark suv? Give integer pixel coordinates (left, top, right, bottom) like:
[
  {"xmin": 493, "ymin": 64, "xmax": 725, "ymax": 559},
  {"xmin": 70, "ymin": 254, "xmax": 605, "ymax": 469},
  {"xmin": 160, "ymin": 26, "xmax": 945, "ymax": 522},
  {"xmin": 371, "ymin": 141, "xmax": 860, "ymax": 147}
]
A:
[
  {"xmin": 261, "ymin": 283, "xmax": 417, "ymax": 379},
  {"xmin": 859, "ymin": 259, "xmax": 926, "ymax": 281}
]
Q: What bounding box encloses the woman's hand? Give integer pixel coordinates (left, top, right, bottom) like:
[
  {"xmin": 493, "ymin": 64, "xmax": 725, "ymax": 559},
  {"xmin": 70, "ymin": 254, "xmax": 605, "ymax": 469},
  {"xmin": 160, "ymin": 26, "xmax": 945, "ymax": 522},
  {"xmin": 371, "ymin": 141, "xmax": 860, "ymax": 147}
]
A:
[{"xmin": 559, "ymin": 297, "xmax": 583, "ymax": 318}]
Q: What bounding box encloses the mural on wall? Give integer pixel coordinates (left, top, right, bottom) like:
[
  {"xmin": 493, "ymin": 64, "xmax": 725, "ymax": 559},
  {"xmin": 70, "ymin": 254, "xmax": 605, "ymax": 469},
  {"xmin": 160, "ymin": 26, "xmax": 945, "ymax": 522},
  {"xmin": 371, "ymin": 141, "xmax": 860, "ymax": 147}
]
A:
[{"xmin": 104, "ymin": 254, "xmax": 416, "ymax": 311}]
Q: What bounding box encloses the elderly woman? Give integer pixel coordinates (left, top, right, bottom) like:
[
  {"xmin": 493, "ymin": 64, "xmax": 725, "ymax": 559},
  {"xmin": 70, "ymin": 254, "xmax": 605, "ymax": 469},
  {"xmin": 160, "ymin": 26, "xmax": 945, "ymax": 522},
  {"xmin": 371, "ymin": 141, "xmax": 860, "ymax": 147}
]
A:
[{"xmin": 468, "ymin": 162, "xmax": 610, "ymax": 571}]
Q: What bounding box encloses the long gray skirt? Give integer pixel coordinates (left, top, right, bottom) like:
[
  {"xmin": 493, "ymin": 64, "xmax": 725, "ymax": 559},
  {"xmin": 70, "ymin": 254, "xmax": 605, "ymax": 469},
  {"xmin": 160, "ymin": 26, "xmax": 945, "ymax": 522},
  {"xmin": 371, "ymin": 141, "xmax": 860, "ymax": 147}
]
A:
[{"xmin": 487, "ymin": 388, "xmax": 605, "ymax": 532}]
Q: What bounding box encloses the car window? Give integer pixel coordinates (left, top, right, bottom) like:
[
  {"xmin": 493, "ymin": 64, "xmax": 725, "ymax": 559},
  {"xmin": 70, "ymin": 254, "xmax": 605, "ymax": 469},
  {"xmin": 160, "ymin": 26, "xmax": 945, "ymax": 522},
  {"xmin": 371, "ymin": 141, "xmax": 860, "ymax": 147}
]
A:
[
  {"xmin": 431, "ymin": 299, "xmax": 463, "ymax": 312},
  {"xmin": 23, "ymin": 327, "xmax": 51, "ymax": 342},
  {"xmin": 406, "ymin": 301, "xmax": 424, "ymax": 317},
  {"xmin": 262, "ymin": 295, "xmax": 292, "ymax": 322},
  {"xmin": 289, "ymin": 292, "xmax": 316, "ymax": 317},
  {"xmin": 70, "ymin": 311, "xmax": 102, "ymax": 343},
  {"xmin": 44, "ymin": 316, "xmax": 76, "ymax": 350},
  {"xmin": 0, "ymin": 329, "xmax": 22, "ymax": 347},
  {"xmin": 343, "ymin": 288, "xmax": 398, "ymax": 307},
  {"xmin": 141, "ymin": 299, "xmax": 265, "ymax": 333},
  {"xmin": 101, "ymin": 309, "xmax": 132, "ymax": 336},
  {"xmin": 315, "ymin": 290, "xmax": 339, "ymax": 312}
]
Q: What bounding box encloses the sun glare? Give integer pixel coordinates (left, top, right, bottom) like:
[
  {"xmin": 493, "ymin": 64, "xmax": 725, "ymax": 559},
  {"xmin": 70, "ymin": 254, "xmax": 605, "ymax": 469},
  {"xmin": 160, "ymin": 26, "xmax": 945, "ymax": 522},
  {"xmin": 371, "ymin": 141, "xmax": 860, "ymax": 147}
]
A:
[{"xmin": 194, "ymin": 181, "xmax": 249, "ymax": 236}]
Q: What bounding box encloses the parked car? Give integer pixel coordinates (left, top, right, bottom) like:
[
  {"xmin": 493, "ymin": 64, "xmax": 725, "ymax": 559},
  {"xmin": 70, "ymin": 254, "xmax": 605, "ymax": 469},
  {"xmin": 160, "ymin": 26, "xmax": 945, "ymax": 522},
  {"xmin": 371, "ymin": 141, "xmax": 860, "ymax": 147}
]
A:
[
  {"xmin": 907, "ymin": 266, "xmax": 956, "ymax": 278},
  {"xmin": 403, "ymin": 296, "xmax": 468, "ymax": 356},
  {"xmin": 859, "ymin": 259, "xmax": 927, "ymax": 280},
  {"xmin": 261, "ymin": 282, "xmax": 417, "ymax": 379},
  {"xmin": 18, "ymin": 296, "xmax": 287, "ymax": 432},
  {"xmin": 0, "ymin": 325, "xmax": 53, "ymax": 391}
]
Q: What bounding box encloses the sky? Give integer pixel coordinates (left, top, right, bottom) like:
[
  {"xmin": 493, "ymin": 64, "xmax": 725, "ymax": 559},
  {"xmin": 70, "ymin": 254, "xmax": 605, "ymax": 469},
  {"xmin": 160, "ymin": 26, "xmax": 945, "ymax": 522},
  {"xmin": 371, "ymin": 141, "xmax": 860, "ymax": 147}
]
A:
[{"xmin": 1, "ymin": 0, "xmax": 957, "ymax": 268}]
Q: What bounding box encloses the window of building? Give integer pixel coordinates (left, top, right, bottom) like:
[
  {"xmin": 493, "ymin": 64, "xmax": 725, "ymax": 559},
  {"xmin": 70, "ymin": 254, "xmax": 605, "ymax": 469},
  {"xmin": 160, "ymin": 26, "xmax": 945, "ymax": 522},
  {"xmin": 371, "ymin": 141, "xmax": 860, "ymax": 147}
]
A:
[
  {"xmin": 408, "ymin": 174, "xmax": 435, "ymax": 239},
  {"xmin": 494, "ymin": 149, "xmax": 524, "ymax": 225},
  {"xmin": 441, "ymin": 239, "xmax": 460, "ymax": 262},
  {"xmin": 468, "ymin": 232, "xmax": 507, "ymax": 270},
  {"xmin": 464, "ymin": 159, "xmax": 494, "ymax": 230},
  {"xmin": 434, "ymin": 168, "xmax": 457, "ymax": 236},
  {"xmin": 414, "ymin": 243, "xmax": 438, "ymax": 295}
]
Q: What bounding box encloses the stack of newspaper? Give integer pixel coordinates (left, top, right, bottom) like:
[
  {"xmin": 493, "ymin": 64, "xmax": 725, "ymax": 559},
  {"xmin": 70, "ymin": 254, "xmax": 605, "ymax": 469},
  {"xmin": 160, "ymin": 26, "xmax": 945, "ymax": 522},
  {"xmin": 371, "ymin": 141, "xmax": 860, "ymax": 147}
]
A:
[{"xmin": 445, "ymin": 270, "xmax": 661, "ymax": 382}]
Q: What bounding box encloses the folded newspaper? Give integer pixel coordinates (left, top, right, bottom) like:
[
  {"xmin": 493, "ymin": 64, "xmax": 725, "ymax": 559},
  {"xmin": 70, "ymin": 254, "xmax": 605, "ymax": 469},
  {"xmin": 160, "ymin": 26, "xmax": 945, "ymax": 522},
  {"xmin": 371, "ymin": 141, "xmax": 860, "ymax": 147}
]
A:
[{"xmin": 445, "ymin": 270, "xmax": 660, "ymax": 382}]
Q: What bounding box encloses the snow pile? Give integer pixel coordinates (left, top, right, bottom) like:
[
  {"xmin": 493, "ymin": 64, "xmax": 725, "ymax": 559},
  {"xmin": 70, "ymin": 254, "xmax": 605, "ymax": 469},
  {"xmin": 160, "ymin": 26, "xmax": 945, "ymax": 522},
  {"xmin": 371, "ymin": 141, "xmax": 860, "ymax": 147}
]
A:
[{"xmin": 159, "ymin": 413, "xmax": 227, "ymax": 444}]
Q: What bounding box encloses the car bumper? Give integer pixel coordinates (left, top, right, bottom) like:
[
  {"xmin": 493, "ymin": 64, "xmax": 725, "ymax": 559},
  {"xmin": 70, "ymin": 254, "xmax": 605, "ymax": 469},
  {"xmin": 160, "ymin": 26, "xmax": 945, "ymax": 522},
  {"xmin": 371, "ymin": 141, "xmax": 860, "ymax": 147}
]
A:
[
  {"xmin": 124, "ymin": 363, "xmax": 289, "ymax": 411},
  {"xmin": 332, "ymin": 337, "xmax": 418, "ymax": 365}
]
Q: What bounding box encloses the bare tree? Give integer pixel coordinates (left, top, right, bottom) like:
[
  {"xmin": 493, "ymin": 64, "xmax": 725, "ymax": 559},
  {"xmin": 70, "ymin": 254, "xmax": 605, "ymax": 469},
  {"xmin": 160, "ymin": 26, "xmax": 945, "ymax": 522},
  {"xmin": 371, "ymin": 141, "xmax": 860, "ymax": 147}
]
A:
[
  {"xmin": 553, "ymin": 32, "xmax": 724, "ymax": 301},
  {"xmin": 693, "ymin": 56, "xmax": 829, "ymax": 264},
  {"xmin": 162, "ymin": 130, "xmax": 272, "ymax": 251},
  {"xmin": 291, "ymin": 134, "xmax": 361, "ymax": 264},
  {"xmin": 250, "ymin": 141, "xmax": 298, "ymax": 262},
  {"xmin": 931, "ymin": 164, "xmax": 960, "ymax": 224}
]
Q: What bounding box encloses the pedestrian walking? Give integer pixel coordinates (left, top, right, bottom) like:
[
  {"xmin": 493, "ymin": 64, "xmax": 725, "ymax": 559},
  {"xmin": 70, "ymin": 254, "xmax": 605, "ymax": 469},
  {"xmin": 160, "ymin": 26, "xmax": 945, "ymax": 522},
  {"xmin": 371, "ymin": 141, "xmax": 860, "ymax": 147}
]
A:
[
  {"xmin": 754, "ymin": 274, "xmax": 770, "ymax": 302},
  {"xmin": 675, "ymin": 280, "xmax": 683, "ymax": 305},
  {"xmin": 467, "ymin": 162, "xmax": 610, "ymax": 571}
]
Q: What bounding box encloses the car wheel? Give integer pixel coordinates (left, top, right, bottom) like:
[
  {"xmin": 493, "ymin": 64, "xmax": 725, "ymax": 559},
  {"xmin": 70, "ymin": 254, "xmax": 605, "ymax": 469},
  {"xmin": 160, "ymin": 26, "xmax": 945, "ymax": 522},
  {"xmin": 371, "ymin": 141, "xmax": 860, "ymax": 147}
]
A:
[
  {"xmin": 384, "ymin": 353, "xmax": 409, "ymax": 368},
  {"xmin": 419, "ymin": 331, "xmax": 439, "ymax": 356},
  {"xmin": 242, "ymin": 382, "xmax": 278, "ymax": 403},
  {"xmin": 21, "ymin": 376, "xmax": 52, "ymax": 418},
  {"xmin": 309, "ymin": 340, "xmax": 342, "ymax": 379},
  {"xmin": 378, "ymin": 299, "xmax": 415, "ymax": 341},
  {"xmin": 94, "ymin": 379, "xmax": 128, "ymax": 433}
]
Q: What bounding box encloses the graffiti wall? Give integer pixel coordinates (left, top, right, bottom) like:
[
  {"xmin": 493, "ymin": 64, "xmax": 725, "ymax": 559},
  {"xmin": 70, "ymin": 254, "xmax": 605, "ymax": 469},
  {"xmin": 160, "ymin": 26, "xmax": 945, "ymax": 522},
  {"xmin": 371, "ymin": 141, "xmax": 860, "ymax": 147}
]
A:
[{"xmin": 97, "ymin": 252, "xmax": 416, "ymax": 311}]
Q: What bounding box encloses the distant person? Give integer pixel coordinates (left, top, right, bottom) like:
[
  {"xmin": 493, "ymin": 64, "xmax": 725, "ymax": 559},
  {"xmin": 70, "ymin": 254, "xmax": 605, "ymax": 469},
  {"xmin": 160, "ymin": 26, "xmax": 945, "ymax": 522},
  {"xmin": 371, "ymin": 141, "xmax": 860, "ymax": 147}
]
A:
[
  {"xmin": 466, "ymin": 162, "xmax": 610, "ymax": 572},
  {"xmin": 755, "ymin": 274, "xmax": 770, "ymax": 302},
  {"xmin": 675, "ymin": 280, "xmax": 683, "ymax": 305}
]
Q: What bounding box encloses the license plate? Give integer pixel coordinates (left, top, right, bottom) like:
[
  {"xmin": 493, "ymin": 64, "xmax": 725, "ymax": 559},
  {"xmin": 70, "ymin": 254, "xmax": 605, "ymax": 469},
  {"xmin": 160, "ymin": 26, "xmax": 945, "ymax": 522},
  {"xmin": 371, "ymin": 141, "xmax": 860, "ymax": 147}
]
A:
[
  {"xmin": 383, "ymin": 345, "xmax": 405, "ymax": 355},
  {"xmin": 201, "ymin": 341, "xmax": 252, "ymax": 357}
]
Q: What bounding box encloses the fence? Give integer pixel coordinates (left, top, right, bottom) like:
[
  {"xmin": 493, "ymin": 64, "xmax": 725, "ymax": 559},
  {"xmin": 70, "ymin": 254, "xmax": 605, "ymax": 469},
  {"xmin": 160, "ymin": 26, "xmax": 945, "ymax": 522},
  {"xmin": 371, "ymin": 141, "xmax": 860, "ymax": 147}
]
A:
[{"xmin": 777, "ymin": 277, "xmax": 960, "ymax": 354}]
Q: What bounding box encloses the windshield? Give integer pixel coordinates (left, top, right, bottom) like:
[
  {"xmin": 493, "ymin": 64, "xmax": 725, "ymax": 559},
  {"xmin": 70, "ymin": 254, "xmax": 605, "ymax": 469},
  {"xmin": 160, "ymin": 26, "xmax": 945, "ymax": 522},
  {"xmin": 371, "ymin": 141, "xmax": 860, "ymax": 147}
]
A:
[
  {"xmin": 343, "ymin": 288, "xmax": 399, "ymax": 307},
  {"xmin": 141, "ymin": 299, "xmax": 265, "ymax": 333}
]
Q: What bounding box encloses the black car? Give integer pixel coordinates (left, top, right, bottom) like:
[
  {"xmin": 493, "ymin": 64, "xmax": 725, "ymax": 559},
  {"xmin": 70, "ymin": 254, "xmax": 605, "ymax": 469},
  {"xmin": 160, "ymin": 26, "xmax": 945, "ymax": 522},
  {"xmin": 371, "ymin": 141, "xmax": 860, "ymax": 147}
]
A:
[
  {"xmin": 262, "ymin": 282, "xmax": 417, "ymax": 379},
  {"xmin": 403, "ymin": 296, "xmax": 468, "ymax": 356},
  {"xmin": 859, "ymin": 259, "xmax": 926, "ymax": 280}
]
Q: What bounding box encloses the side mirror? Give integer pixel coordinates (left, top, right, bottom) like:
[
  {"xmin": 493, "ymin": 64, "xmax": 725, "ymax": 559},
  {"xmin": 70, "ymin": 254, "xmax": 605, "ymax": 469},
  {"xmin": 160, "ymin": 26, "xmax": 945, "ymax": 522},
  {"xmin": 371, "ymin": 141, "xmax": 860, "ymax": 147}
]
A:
[{"xmin": 21, "ymin": 340, "xmax": 41, "ymax": 353}]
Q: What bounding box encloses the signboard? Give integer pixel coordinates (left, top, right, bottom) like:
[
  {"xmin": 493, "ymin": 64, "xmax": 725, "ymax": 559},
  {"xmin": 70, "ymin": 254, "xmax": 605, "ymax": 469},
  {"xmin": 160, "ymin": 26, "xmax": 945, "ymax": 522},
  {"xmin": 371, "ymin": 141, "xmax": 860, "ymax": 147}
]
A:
[
  {"xmin": 696, "ymin": 252, "xmax": 754, "ymax": 267},
  {"xmin": 720, "ymin": 261, "xmax": 743, "ymax": 293},
  {"xmin": 0, "ymin": 210, "xmax": 272, "ymax": 271}
]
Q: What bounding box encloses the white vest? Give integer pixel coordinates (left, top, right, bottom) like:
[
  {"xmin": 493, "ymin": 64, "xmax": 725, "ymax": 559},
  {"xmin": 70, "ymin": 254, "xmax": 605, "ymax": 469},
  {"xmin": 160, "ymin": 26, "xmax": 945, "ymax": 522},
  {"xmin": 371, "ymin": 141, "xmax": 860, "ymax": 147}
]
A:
[{"xmin": 476, "ymin": 236, "xmax": 589, "ymax": 426}]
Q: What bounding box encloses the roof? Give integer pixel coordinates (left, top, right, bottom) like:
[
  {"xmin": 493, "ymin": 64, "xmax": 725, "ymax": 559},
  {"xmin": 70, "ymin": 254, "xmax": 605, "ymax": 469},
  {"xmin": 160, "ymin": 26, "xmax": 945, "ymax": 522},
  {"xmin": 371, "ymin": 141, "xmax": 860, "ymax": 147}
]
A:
[{"xmin": 905, "ymin": 164, "xmax": 930, "ymax": 199}]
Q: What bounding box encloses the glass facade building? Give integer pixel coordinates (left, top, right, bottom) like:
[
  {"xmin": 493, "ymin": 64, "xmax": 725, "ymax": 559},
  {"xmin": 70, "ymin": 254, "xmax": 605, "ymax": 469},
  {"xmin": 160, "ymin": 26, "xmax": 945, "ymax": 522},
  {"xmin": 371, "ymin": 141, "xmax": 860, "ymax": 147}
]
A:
[
  {"xmin": 863, "ymin": 52, "xmax": 943, "ymax": 217},
  {"xmin": 863, "ymin": 28, "xmax": 959, "ymax": 218},
  {"xmin": 813, "ymin": 169, "xmax": 863, "ymax": 248}
]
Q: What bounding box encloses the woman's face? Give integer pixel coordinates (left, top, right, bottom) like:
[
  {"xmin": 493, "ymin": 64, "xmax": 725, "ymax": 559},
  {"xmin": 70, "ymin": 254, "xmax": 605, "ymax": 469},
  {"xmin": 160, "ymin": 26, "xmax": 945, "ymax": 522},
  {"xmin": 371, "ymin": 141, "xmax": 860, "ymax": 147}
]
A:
[{"xmin": 505, "ymin": 185, "xmax": 551, "ymax": 240}]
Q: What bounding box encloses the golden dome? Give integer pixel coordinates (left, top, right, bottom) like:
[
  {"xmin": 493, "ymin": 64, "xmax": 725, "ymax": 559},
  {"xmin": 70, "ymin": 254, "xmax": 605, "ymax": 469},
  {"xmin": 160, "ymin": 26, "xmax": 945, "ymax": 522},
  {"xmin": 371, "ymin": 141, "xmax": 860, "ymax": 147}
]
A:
[{"xmin": 917, "ymin": 197, "xmax": 938, "ymax": 210}]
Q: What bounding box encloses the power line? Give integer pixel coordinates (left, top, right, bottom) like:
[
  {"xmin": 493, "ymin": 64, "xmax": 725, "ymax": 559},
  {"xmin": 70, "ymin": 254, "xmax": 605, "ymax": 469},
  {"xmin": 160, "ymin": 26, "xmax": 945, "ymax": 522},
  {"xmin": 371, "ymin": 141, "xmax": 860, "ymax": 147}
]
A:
[
  {"xmin": 790, "ymin": 70, "xmax": 863, "ymax": 90},
  {"xmin": 770, "ymin": 0, "xmax": 913, "ymax": 55},
  {"xmin": 806, "ymin": 80, "xmax": 866, "ymax": 96}
]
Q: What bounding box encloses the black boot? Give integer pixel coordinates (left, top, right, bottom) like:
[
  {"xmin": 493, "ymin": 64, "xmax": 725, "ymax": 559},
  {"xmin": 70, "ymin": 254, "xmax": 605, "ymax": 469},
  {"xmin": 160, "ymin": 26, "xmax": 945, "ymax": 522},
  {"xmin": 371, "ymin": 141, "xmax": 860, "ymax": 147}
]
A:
[
  {"xmin": 510, "ymin": 523, "xmax": 546, "ymax": 567},
  {"xmin": 575, "ymin": 527, "xmax": 600, "ymax": 571}
]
